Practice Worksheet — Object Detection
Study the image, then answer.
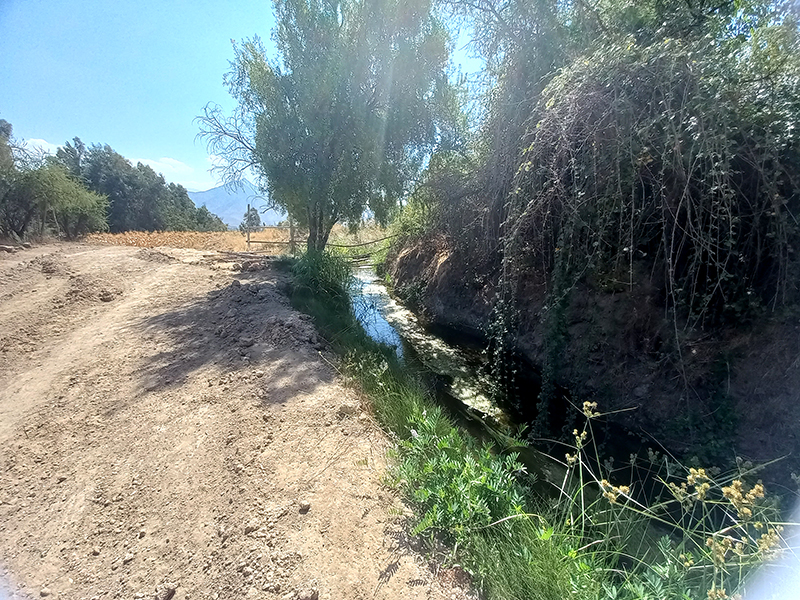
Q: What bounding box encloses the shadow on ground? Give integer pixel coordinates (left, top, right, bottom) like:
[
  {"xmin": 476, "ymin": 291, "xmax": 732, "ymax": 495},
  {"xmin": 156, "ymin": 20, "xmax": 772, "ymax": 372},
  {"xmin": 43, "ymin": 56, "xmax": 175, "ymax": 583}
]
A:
[{"xmin": 128, "ymin": 265, "xmax": 332, "ymax": 410}]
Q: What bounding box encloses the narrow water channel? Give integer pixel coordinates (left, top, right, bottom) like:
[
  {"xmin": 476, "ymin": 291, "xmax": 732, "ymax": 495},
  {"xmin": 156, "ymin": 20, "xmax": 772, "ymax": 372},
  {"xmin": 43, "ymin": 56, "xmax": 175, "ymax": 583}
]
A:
[
  {"xmin": 350, "ymin": 266, "xmax": 570, "ymax": 492},
  {"xmin": 351, "ymin": 265, "xmax": 507, "ymax": 423}
]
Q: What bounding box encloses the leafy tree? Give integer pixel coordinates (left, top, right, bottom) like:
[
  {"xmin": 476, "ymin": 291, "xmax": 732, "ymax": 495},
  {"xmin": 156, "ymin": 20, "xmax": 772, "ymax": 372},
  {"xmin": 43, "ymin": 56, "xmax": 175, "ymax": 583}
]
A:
[
  {"xmin": 51, "ymin": 140, "xmax": 226, "ymax": 233},
  {"xmin": 0, "ymin": 120, "xmax": 13, "ymax": 172},
  {"xmin": 54, "ymin": 137, "xmax": 87, "ymax": 180},
  {"xmin": 0, "ymin": 120, "xmax": 15, "ymax": 218},
  {"xmin": 199, "ymin": 0, "xmax": 462, "ymax": 251},
  {"xmin": 239, "ymin": 206, "xmax": 262, "ymax": 233},
  {"xmin": 48, "ymin": 168, "xmax": 108, "ymax": 239},
  {"xmin": 1, "ymin": 163, "xmax": 107, "ymax": 239}
]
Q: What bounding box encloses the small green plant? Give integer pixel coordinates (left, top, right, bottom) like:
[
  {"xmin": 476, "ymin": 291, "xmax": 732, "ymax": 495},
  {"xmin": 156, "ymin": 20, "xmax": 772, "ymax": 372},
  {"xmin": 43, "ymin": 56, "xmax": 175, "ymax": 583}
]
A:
[{"xmin": 291, "ymin": 249, "xmax": 353, "ymax": 299}]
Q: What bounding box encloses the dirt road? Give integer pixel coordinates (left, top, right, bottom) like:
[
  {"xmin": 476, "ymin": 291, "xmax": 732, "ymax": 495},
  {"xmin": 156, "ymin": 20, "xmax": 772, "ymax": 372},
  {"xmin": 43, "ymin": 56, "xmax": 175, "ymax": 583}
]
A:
[{"xmin": 0, "ymin": 243, "xmax": 471, "ymax": 600}]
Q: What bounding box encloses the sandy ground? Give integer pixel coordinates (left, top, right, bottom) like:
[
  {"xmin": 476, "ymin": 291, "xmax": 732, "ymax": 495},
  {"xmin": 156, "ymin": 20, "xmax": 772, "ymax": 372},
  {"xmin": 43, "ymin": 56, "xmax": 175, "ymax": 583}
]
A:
[{"xmin": 0, "ymin": 243, "xmax": 473, "ymax": 600}]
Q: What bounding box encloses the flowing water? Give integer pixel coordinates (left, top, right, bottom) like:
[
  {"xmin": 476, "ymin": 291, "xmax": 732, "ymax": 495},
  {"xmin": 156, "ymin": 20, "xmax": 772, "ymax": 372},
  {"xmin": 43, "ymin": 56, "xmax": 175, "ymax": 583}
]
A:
[{"xmin": 352, "ymin": 266, "xmax": 507, "ymax": 424}]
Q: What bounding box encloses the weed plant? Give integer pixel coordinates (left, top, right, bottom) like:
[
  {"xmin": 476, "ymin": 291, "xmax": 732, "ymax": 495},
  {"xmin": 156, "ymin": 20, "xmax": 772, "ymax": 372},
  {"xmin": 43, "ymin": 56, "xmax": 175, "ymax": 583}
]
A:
[
  {"xmin": 554, "ymin": 401, "xmax": 794, "ymax": 600},
  {"xmin": 288, "ymin": 250, "xmax": 794, "ymax": 600}
]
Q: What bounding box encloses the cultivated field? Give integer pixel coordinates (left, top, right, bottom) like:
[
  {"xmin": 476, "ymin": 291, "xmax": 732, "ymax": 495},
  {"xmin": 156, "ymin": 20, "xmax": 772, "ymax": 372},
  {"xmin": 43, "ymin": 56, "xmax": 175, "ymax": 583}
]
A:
[
  {"xmin": 85, "ymin": 224, "xmax": 391, "ymax": 255},
  {"xmin": 85, "ymin": 229, "xmax": 293, "ymax": 253}
]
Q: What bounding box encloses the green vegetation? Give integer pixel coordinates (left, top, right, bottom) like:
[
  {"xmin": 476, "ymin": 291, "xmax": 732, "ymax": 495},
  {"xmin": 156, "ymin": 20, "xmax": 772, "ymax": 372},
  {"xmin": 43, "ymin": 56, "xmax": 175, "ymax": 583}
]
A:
[
  {"xmin": 198, "ymin": 0, "xmax": 464, "ymax": 251},
  {"xmin": 376, "ymin": 0, "xmax": 800, "ymax": 486},
  {"xmin": 52, "ymin": 138, "xmax": 226, "ymax": 233},
  {"xmin": 407, "ymin": 0, "xmax": 800, "ymax": 324},
  {"xmin": 0, "ymin": 125, "xmax": 226, "ymax": 240},
  {"xmin": 288, "ymin": 250, "xmax": 790, "ymax": 600},
  {"xmin": 239, "ymin": 206, "xmax": 262, "ymax": 234},
  {"xmin": 1, "ymin": 121, "xmax": 108, "ymax": 239}
]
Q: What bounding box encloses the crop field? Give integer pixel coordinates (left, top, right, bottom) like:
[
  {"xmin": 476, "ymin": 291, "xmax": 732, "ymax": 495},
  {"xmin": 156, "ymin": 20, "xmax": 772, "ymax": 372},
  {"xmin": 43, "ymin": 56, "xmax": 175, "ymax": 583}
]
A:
[
  {"xmin": 85, "ymin": 224, "xmax": 390, "ymax": 255},
  {"xmin": 85, "ymin": 228, "xmax": 294, "ymax": 252}
]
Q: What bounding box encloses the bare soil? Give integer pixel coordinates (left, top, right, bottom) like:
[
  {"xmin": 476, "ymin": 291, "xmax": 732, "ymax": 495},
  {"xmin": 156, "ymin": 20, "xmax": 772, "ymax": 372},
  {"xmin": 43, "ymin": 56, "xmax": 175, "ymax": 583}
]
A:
[{"xmin": 0, "ymin": 243, "xmax": 474, "ymax": 600}]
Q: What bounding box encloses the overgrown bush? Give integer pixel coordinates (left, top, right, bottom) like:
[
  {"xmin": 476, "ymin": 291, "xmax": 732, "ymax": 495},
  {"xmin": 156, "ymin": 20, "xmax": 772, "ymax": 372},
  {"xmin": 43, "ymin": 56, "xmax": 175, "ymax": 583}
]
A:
[
  {"xmin": 0, "ymin": 164, "xmax": 107, "ymax": 239},
  {"xmin": 508, "ymin": 26, "xmax": 800, "ymax": 327}
]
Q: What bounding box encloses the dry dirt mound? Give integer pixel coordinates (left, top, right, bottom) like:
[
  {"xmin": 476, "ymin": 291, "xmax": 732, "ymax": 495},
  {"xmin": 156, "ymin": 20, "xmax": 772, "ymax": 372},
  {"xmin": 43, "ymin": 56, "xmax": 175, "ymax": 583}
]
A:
[{"xmin": 0, "ymin": 243, "xmax": 474, "ymax": 600}]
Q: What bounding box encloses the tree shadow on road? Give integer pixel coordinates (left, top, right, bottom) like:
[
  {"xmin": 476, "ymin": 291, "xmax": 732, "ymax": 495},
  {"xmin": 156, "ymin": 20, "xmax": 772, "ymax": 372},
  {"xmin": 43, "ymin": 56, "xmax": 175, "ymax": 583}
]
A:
[{"xmin": 128, "ymin": 266, "xmax": 334, "ymax": 412}]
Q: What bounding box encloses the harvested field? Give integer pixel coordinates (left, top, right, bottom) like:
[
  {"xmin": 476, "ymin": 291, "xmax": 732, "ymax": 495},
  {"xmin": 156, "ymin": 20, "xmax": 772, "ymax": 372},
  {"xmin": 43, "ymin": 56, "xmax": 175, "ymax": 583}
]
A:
[
  {"xmin": 85, "ymin": 224, "xmax": 390, "ymax": 255},
  {"xmin": 85, "ymin": 230, "xmax": 295, "ymax": 253}
]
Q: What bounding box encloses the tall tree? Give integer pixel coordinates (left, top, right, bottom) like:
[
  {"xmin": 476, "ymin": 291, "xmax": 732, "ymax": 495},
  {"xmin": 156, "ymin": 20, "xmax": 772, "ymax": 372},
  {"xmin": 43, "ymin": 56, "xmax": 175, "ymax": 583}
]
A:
[
  {"xmin": 199, "ymin": 0, "xmax": 462, "ymax": 251},
  {"xmin": 51, "ymin": 141, "xmax": 227, "ymax": 233}
]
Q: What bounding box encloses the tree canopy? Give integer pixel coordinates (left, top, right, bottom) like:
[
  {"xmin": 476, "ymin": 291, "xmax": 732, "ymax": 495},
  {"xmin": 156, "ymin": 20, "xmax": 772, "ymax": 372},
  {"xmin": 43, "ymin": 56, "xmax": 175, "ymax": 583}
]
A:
[
  {"xmin": 199, "ymin": 0, "xmax": 463, "ymax": 251},
  {"xmin": 52, "ymin": 139, "xmax": 227, "ymax": 233},
  {"xmin": 1, "ymin": 127, "xmax": 227, "ymax": 240}
]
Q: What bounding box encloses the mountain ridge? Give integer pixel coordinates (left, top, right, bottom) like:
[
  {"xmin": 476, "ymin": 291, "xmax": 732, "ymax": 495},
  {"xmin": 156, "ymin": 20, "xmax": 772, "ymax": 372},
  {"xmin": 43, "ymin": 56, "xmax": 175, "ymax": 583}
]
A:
[{"xmin": 188, "ymin": 181, "xmax": 285, "ymax": 229}]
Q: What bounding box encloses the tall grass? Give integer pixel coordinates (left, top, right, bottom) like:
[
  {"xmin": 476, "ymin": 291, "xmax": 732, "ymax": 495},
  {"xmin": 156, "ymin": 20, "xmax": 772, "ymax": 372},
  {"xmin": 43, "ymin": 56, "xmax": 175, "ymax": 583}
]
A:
[{"xmin": 288, "ymin": 251, "xmax": 793, "ymax": 600}]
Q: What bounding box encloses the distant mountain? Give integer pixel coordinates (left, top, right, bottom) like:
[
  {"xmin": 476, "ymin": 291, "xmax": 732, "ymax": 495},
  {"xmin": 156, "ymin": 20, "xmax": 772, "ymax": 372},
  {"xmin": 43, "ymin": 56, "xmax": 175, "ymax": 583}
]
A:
[{"xmin": 188, "ymin": 181, "xmax": 286, "ymax": 229}]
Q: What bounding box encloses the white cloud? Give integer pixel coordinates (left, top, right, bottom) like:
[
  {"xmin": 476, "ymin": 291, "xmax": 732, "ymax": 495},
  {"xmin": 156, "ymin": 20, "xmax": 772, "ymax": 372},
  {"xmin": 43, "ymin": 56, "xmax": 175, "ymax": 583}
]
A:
[
  {"xmin": 25, "ymin": 138, "xmax": 60, "ymax": 155},
  {"xmin": 132, "ymin": 156, "xmax": 221, "ymax": 192}
]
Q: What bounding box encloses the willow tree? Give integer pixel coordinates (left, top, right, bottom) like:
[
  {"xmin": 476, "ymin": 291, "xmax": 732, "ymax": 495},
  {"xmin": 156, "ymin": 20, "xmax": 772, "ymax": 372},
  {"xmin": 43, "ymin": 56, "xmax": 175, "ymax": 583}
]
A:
[{"xmin": 198, "ymin": 0, "xmax": 460, "ymax": 251}]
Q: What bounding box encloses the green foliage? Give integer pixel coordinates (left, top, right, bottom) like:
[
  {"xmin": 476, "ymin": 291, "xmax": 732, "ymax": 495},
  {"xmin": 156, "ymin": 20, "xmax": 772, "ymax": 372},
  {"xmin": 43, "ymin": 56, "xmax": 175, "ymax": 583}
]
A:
[
  {"xmin": 199, "ymin": 0, "xmax": 465, "ymax": 251},
  {"xmin": 41, "ymin": 166, "xmax": 108, "ymax": 239},
  {"xmin": 0, "ymin": 161, "xmax": 107, "ymax": 239},
  {"xmin": 509, "ymin": 24, "xmax": 800, "ymax": 326},
  {"xmin": 51, "ymin": 139, "xmax": 227, "ymax": 233},
  {"xmin": 555, "ymin": 405, "xmax": 791, "ymax": 600},
  {"xmin": 395, "ymin": 408, "xmax": 528, "ymax": 540},
  {"xmin": 239, "ymin": 206, "xmax": 262, "ymax": 233},
  {"xmin": 291, "ymin": 249, "xmax": 353, "ymax": 300},
  {"xmin": 290, "ymin": 240, "xmax": 791, "ymax": 600},
  {"xmin": 344, "ymin": 346, "xmax": 575, "ymax": 600}
]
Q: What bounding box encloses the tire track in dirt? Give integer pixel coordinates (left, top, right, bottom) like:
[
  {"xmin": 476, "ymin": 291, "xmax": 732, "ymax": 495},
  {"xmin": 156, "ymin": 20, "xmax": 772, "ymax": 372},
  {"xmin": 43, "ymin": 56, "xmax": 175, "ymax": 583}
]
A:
[{"xmin": 0, "ymin": 243, "xmax": 474, "ymax": 600}]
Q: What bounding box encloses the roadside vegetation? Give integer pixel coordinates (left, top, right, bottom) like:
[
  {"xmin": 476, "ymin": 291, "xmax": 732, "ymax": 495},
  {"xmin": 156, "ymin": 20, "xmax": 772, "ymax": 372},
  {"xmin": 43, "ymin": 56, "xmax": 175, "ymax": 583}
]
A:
[
  {"xmin": 372, "ymin": 0, "xmax": 800, "ymax": 491},
  {"xmin": 287, "ymin": 250, "xmax": 793, "ymax": 600},
  {"xmin": 0, "ymin": 124, "xmax": 226, "ymax": 241}
]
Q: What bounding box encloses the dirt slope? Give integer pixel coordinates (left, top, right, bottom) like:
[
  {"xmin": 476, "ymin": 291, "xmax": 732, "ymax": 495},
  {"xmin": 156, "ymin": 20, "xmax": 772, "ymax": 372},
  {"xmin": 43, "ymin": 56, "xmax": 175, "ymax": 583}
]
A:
[{"xmin": 0, "ymin": 243, "xmax": 472, "ymax": 600}]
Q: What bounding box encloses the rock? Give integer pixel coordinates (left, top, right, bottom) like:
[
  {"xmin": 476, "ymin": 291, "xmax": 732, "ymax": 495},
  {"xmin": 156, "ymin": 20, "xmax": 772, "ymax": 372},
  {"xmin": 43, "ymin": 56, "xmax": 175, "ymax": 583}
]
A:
[
  {"xmin": 98, "ymin": 289, "xmax": 115, "ymax": 302},
  {"xmin": 92, "ymin": 546, "xmax": 101, "ymax": 556},
  {"xmin": 298, "ymin": 500, "xmax": 311, "ymax": 514},
  {"xmin": 239, "ymin": 337, "xmax": 255, "ymax": 348},
  {"xmin": 122, "ymin": 552, "xmax": 135, "ymax": 564},
  {"xmin": 255, "ymin": 370, "xmax": 265, "ymax": 378},
  {"xmin": 0, "ymin": 245, "xmax": 16, "ymax": 253},
  {"xmin": 231, "ymin": 279, "xmax": 241, "ymax": 287},
  {"xmin": 243, "ymin": 566, "xmax": 254, "ymax": 576},
  {"xmin": 155, "ymin": 582, "xmax": 177, "ymax": 600},
  {"xmin": 56, "ymin": 475, "xmax": 67, "ymax": 483},
  {"xmin": 22, "ymin": 242, "xmax": 32, "ymax": 249},
  {"xmin": 337, "ymin": 403, "xmax": 358, "ymax": 418},
  {"xmin": 39, "ymin": 587, "xmax": 51, "ymax": 597},
  {"xmin": 297, "ymin": 589, "xmax": 319, "ymax": 600},
  {"xmin": 138, "ymin": 529, "xmax": 146, "ymax": 539}
]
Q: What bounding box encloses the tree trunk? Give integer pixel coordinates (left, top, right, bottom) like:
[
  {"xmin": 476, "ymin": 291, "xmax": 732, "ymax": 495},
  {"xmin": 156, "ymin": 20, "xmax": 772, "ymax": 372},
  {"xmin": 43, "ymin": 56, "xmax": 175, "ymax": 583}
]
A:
[{"xmin": 306, "ymin": 203, "xmax": 336, "ymax": 253}]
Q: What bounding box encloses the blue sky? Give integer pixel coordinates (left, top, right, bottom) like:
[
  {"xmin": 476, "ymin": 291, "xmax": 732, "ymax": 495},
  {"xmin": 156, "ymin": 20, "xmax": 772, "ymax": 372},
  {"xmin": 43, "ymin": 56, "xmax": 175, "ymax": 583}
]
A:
[{"xmin": 0, "ymin": 0, "xmax": 480, "ymax": 192}]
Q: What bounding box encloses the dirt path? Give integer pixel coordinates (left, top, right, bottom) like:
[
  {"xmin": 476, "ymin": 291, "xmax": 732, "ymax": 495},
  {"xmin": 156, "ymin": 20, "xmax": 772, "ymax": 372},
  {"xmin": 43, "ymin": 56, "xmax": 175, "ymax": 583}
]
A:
[{"xmin": 0, "ymin": 243, "xmax": 472, "ymax": 600}]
